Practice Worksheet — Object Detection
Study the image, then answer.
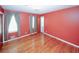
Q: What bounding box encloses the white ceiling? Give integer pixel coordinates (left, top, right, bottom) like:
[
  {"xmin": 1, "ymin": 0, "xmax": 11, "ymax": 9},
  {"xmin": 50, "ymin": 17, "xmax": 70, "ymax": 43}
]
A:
[
  {"xmin": 0, "ymin": 0, "xmax": 79, "ymax": 5},
  {"xmin": 2, "ymin": 5, "xmax": 76, "ymax": 14}
]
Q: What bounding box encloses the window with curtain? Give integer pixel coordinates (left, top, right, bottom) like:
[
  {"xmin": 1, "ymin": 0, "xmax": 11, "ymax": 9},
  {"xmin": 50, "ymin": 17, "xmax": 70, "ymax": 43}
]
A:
[{"xmin": 8, "ymin": 15, "xmax": 18, "ymax": 33}]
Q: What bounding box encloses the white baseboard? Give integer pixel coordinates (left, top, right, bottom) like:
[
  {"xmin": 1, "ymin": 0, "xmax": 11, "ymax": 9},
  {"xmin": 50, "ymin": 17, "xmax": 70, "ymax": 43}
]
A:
[
  {"xmin": 3, "ymin": 32, "xmax": 37, "ymax": 43},
  {"xmin": 43, "ymin": 32, "xmax": 79, "ymax": 48}
]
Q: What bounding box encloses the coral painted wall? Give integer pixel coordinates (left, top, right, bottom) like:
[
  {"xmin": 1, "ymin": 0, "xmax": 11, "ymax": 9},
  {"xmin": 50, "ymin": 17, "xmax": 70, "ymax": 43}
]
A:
[
  {"xmin": 19, "ymin": 13, "xmax": 39, "ymax": 36},
  {"xmin": 0, "ymin": 6, "xmax": 4, "ymax": 13},
  {"xmin": 19, "ymin": 13, "xmax": 30, "ymax": 36},
  {"xmin": 43, "ymin": 6, "xmax": 79, "ymax": 46},
  {"xmin": 37, "ymin": 15, "xmax": 41, "ymax": 33}
]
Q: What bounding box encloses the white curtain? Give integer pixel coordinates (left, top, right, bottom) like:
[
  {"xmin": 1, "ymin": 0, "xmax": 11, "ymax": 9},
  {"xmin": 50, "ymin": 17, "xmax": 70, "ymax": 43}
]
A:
[{"xmin": 8, "ymin": 15, "xmax": 18, "ymax": 33}]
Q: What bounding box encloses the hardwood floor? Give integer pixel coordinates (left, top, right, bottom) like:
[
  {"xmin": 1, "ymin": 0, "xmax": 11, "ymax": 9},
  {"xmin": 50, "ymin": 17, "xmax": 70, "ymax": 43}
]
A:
[{"xmin": 0, "ymin": 33, "xmax": 79, "ymax": 53}]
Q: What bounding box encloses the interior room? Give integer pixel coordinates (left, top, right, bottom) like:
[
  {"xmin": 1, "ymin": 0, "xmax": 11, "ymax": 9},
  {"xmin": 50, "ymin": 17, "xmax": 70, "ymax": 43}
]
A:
[{"xmin": 0, "ymin": 5, "xmax": 79, "ymax": 53}]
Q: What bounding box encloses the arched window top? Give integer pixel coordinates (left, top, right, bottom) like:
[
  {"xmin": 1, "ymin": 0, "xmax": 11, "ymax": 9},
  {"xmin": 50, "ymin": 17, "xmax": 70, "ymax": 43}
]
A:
[{"xmin": 8, "ymin": 15, "xmax": 18, "ymax": 33}]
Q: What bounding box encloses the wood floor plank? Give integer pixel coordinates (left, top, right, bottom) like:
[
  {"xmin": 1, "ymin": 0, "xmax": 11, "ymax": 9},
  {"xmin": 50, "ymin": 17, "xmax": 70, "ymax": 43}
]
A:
[{"xmin": 0, "ymin": 33, "xmax": 79, "ymax": 53}]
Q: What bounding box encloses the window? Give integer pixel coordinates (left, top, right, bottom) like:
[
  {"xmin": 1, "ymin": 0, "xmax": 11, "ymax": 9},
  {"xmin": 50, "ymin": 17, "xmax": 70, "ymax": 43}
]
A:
[
  {"xmin": 8, "ymin": 15, "xmax": 18, "ymax": 33},
  {"xmin": 32, "ymin": 16, "xmax": 35, "ymax": 29},
  {"xmin": 40, "ymin": 16, "xmax": 44, "ymax": 32}
]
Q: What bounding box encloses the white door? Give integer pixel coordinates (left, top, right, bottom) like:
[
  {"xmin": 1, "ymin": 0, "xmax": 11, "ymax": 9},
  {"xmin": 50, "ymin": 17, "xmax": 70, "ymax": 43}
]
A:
[{"xmin": 40, "ymin": 16, "xmax": 44, "ymax": 33}]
